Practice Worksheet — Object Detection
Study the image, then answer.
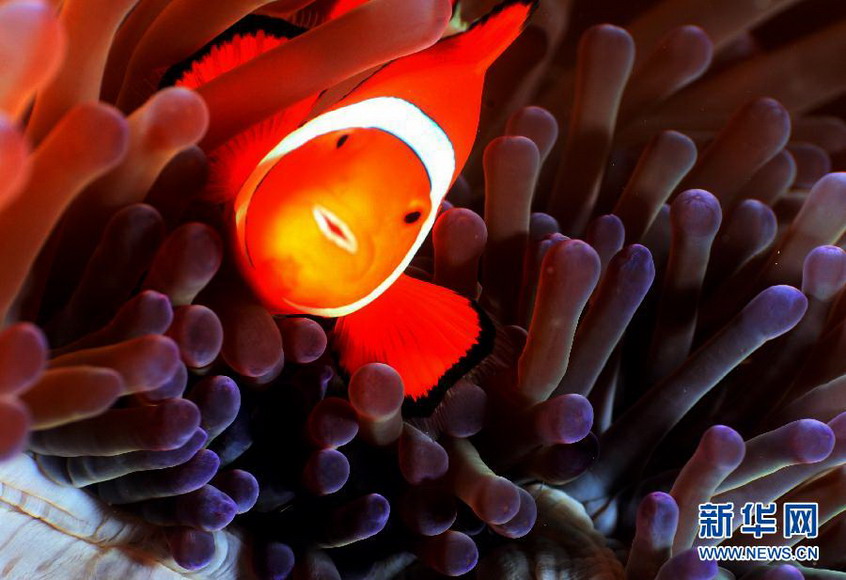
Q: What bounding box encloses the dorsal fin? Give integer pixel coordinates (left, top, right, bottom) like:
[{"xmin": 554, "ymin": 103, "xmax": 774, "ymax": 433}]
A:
[
  {"xmin": 171, "ymin": 33, "xmax": 285, "ymax": 90},
  {"xmin": 160, "ymin": 15, "xmax": 304, "ymax": 89},
  {"xmin": 159, "ymin": 15, "xmax": 318, "ymax": 202},
  {"xmin": 435, "ymin": 0, "xmax": 538, "ymax": 70}
]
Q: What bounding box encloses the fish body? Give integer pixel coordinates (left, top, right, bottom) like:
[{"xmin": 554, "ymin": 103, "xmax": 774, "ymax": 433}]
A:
[{"xmin": 174, "ymin": 0, "xmax": 536, "ymax": 410}]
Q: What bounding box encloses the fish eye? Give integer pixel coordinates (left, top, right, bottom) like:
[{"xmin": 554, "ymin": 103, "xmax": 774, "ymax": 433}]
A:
[
  {"xmin": 336, "ymin": 134, "xmax": 349, "ymax": 148},
  {"xmin": 404, "ymin": 211, "xmax": 422, "ymax": 224}
]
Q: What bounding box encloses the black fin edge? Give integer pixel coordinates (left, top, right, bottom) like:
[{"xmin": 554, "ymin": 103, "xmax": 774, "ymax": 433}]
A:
[
  {"xmin": 159, "ymin": 14, "xmax": 306, "ymax": 89},
  {"xmin": 401, "ymin": 301, "xmax": 496, "ymax": 418}
]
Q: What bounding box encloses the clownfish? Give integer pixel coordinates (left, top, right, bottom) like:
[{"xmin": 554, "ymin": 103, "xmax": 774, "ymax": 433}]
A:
[{"xmin": 170, "ymin": 0, "xmax": 537, "ymax": 413}]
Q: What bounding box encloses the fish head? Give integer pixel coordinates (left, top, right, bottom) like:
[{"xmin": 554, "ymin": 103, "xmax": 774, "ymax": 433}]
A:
[{"xmin": 237, "ymin": 127, "xmax": 433, "ymax": 315}]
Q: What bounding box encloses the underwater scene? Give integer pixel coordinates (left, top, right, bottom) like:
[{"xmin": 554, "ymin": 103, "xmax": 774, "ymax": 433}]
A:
[{"xmin": 1, "ymin": 0, "xmax": 846, "ymax": 578}]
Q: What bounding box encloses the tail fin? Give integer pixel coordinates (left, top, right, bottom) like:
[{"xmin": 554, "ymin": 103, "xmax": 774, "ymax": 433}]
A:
[{"xmin": 442, "ymin": 0, "xmax": 538, "ymax": 69}]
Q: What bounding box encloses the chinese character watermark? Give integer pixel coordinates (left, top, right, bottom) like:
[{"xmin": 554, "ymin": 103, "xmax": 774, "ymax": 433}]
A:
[
  {"xmin": 695, "ymin": 501, "xmax": 820, "ymax": 563},
  {"xmin": 783, "ymin": 503, "xmax": 818, "ymax": 540},
  {"xmin": 698, "ymin": 502, "xmax": 734, "ymax": 540},
  {"xmin": 739, "ymin": 502, "xmax": 778, "ymax": 539}
]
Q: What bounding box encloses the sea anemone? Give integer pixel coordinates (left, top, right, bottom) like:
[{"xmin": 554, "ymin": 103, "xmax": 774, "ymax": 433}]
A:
[{"xmin": 2, "ymin": 0, "xmax": 846, "ymax": 578}]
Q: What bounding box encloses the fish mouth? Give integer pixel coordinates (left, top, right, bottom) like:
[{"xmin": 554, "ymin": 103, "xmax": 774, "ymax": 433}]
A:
[{"xmin": 313, "ymin": 204, "xmax": 358, "ymax": 254}]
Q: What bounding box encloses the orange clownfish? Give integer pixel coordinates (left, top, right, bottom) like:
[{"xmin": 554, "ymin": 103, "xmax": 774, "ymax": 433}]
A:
[{"xmin": 171, "ymin": 0, "xmax": 537, "ymax": 413}]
